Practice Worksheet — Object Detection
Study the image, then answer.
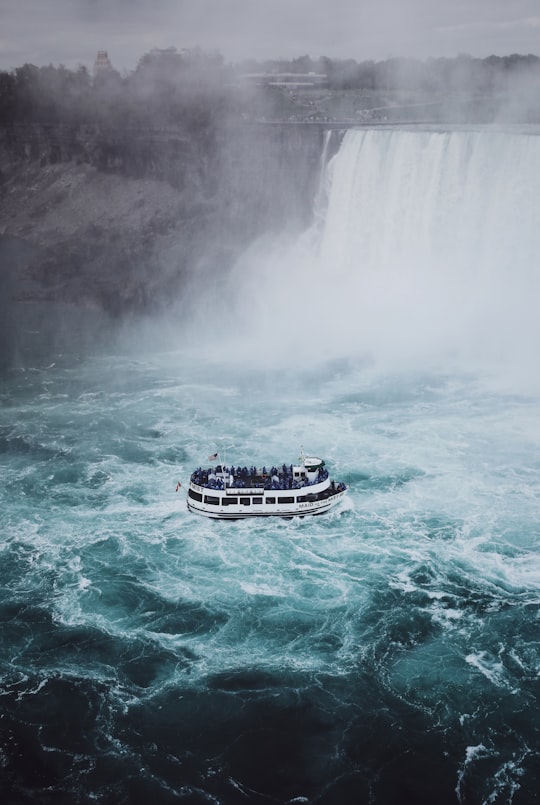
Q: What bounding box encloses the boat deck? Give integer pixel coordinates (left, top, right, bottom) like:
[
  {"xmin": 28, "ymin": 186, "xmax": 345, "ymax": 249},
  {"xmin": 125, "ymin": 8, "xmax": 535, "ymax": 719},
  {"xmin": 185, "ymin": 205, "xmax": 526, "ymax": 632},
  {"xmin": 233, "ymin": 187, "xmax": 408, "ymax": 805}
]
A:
[{"xmin": 190, "ymin": 463, "xmax": 329, "ymax": 492}]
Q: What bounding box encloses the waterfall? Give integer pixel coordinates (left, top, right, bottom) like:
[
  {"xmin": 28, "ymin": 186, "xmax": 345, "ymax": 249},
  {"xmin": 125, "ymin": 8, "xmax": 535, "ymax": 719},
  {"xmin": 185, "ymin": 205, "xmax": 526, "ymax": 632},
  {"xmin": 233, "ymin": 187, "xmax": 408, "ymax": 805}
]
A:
[
  {"xmin": 321, "ymin": 127, "xmax": 540, "ymax": 286},
  {"xmin": 318, "ymin": 127, "xmax": 540, "ymax": 365},
  {"xmin": 228, "ymin": 126, "xmax": 540, "ymax": 372}
]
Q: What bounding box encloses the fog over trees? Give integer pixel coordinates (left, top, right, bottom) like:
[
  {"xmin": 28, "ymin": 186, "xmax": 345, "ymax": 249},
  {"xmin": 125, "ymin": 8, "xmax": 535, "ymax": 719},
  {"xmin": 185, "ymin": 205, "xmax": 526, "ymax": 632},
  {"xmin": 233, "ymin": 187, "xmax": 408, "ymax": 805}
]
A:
[
  {"xmin": 0, "ymin": 48, "xmax": 231, "ymax": 131},
  {"xmin": 1, "ymin": 48, "xmax": 540, "ymax": 129},
  {"xmin": 242, "ymin": 51, "xmax": 540, "ymax": 93}
]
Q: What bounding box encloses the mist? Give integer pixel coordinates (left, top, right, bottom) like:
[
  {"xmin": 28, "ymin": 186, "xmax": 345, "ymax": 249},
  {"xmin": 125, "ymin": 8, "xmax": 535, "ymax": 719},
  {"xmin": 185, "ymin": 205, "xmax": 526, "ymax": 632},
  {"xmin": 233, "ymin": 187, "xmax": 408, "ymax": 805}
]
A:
[{"xmin": 161, "ymin": 124, "xmax": 540, "ymax": 388}]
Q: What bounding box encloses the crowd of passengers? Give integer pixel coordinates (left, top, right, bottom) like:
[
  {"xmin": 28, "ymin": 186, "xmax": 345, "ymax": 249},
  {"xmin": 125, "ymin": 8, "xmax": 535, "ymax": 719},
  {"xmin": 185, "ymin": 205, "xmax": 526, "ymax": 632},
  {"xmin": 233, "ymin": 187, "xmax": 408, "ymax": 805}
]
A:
[{"xmin": 190, "ymin": 464, "xmax": 329, "ymax": 490}]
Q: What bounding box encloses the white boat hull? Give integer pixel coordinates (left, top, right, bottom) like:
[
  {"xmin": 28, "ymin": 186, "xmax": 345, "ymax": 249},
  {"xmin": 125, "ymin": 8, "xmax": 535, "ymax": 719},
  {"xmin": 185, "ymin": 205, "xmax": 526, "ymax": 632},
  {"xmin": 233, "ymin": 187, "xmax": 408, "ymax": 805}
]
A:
[{"xmin": 187, "ymin": 485, "xmax": 347, "ymax": 519}]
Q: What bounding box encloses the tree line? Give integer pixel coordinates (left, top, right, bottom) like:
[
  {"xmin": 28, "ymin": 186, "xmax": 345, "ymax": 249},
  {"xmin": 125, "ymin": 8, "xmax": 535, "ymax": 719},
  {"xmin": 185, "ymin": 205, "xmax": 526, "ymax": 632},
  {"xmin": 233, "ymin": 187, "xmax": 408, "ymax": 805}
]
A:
[
  {"xmin": 241, "ymin": 52, "xmax": 540, "ymax": 93},
  {"xmin": 0, "ymin": 48, "xmax": 232, "ymax": 131},
  {"xmin": 1, "ymin": 48, "xmax": 539, "ymax": 130}
]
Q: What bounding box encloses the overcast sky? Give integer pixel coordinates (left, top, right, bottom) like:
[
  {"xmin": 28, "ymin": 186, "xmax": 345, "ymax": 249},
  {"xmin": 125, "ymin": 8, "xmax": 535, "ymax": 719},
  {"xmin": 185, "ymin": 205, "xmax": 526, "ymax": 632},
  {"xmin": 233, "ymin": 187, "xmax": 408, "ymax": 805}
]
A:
[{"xmin": 1, "ymin": 0, "xmax": 540, "ymax": 72}]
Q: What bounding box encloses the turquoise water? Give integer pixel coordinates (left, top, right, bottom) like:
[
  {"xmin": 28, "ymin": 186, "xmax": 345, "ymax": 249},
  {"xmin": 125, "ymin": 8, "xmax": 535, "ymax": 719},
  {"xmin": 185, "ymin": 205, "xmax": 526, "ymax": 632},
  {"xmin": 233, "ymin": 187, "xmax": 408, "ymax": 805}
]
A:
[{"xmin": 1, "ymin": 350, "xmax": 539, "ymax": 803}]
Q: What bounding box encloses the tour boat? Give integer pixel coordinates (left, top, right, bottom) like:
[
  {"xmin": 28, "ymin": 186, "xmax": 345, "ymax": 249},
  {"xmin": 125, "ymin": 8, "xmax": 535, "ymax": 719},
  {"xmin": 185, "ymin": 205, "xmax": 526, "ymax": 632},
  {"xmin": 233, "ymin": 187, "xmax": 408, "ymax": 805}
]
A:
[{"xmin": 186, "ymin": 452, "xmax": 347, "ymax": 519}]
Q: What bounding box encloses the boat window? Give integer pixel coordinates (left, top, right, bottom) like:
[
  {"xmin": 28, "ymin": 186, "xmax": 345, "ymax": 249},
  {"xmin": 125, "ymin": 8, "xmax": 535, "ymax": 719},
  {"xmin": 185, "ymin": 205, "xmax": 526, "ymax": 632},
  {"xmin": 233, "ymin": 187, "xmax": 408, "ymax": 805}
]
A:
[
  {"xmin": 188, "ymin": 489, "xmax": 203, "ymax": 502},
  {"xmin": 240, "ymin": 497, "xmax": 251, "ymax": 505},
  {"xmin": 265, "ymin": 497, "xmax": 276, "ymax": 504},
  {"xmin": 222, "ymin": 497, "xmax": 238, "ymax": 506},
  {"xmin": 204, "ymin": 495, "xmax": 220, "ymax": 505},
  {"xmin": 253, "ymin": 497, "xmax": 263, "ymax": 504},
  {"xmin": 278, "ymin": 496, "xmax": 294, "ymax": 504}
]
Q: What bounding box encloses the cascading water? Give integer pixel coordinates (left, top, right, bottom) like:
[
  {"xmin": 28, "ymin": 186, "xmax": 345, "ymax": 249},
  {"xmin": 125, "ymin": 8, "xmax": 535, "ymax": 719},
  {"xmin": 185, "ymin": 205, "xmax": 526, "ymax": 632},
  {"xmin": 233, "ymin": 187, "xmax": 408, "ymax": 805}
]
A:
[
  {"xmin": 1, "ymin": 127, "xmax": 539, "ymax": 804},
  {"xmin": 230, "ymin": 127, "xmax": 540, "ymax": 375}
]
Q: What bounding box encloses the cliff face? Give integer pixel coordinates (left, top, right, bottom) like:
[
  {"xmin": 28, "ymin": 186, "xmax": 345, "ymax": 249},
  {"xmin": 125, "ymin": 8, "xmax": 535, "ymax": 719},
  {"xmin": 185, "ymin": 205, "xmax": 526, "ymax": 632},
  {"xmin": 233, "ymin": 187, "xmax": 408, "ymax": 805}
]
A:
[
  {"xmin": 0, "ymin": 123, "xmax": 328, "ymax": 312},
  {"xmin": 0, "ymin": 121, "xmax": 333, "ymax": 363}
]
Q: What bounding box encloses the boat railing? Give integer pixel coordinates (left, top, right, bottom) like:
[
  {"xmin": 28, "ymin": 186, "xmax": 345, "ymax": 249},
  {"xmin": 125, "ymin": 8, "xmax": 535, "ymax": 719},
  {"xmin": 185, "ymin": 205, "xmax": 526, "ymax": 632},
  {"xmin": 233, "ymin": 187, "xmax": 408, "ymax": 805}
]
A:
[{"xmin": 190, "ymin": 478, "xmax": 347, "ymax": 499}]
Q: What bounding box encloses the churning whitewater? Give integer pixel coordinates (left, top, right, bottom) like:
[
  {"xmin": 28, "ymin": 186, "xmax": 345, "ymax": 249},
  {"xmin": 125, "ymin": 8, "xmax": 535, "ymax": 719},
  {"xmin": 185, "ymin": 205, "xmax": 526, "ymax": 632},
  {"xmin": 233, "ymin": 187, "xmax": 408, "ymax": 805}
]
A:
[{"xmin": 1, "ymin": 127, "xmax": 540, "ymax": 804}]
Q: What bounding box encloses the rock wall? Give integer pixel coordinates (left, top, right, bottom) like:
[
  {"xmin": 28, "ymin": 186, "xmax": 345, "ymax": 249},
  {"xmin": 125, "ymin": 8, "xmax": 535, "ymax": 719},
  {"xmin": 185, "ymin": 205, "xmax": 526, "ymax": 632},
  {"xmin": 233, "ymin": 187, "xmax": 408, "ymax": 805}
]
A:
[{"xmin": 0, "ymin": 122, "xmax": 333, "ymax": 317}]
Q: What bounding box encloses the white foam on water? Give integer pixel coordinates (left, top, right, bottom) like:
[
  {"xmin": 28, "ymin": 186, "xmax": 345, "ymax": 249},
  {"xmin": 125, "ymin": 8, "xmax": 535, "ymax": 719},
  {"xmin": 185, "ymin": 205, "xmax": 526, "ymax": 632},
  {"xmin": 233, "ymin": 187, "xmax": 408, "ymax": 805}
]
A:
[
  {"xmin": 456, "ymin": 743, "xmax": 492, "ymax": 804},
  {"xmin": 465, "ymin": 650, "xmax": 515, "ymax": 689}
]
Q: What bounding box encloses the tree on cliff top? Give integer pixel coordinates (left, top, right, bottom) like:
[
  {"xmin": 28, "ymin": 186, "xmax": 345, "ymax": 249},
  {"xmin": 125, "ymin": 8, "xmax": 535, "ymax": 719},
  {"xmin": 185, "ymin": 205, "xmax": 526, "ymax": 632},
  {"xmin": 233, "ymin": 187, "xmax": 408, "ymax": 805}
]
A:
[{"xmin": 0, "ymin": 48, "xmax": 232, "ymax": 131}]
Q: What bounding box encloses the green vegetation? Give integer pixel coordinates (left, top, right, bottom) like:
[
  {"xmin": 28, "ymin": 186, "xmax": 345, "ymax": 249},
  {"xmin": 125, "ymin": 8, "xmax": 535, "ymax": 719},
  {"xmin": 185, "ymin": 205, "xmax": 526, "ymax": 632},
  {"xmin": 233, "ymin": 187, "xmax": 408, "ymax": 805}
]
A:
[{"xmin": 0, "ymin": 48, "xmax": 232, "ymax": 131}]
